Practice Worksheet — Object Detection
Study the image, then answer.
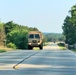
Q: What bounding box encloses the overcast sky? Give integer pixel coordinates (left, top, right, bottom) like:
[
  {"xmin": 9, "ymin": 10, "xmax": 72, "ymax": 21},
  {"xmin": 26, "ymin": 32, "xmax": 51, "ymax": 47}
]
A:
[{"xmin": 0, "ymin": 0, "xmax": 76, "ymax": 33}]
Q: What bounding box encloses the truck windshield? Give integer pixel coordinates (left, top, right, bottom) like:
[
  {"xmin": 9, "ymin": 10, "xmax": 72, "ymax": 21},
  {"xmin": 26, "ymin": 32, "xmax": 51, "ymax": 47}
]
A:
[
  {"xmin": 29, "ymin": 34, "xmax": 34, "ymax": 38},
  {"xmin": 35, "ymin": 34, "xmax": 40, "ymax": 38}
]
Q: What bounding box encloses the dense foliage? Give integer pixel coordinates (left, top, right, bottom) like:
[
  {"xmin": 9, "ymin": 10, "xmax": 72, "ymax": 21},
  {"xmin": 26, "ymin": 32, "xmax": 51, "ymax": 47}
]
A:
[
  {"xmin": 62, "ymin": 4, "xmax": 76, "ymax": 45},
  {"xmin": 0, "ymin": 23, "xmax": 5, "ymax": 45},
  {"xmin": 0, "ymin": 21, "xmax": 39, "ymax": 49}
]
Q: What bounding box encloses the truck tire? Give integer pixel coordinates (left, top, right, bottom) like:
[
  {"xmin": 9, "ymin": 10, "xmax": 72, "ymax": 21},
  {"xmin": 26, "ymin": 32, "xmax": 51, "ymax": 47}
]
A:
[{"xmin": 39, "ymin": 45, "xmax": 43, "ymax": 50}]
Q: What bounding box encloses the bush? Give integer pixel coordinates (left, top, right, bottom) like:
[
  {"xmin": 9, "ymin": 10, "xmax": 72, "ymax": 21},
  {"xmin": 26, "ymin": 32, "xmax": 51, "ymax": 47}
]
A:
[
  {"xmin": 0, "ymin": 49, "xmax": 6, "ymax": 53},
  {"xmin": 58, "ymin": 43, "xmax": 65, "ymax": 47},
  {"xmin": 7, "ymin": 30, "xmax": 28, "ymax": 49},
  {"xmin": 7, "ymin": 42, "xmax": 17, "ymax": 49}
]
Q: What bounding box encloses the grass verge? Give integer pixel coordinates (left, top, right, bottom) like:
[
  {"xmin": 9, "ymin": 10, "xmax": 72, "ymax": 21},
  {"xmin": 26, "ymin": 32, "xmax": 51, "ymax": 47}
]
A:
[
  {"xmin": 72, "ymin": 49, "xmax": 76, "ymax": 52},
  {"xmin": 59, "ymin": 46, "xmax": 67, "ymax": 50},
  {"xmin": 0, "ymin": 49, "xmax": 6, "ymax": 53},
  {"xmin": 0, "ymin": 45, "xmax": 13, "ymax": 53}
]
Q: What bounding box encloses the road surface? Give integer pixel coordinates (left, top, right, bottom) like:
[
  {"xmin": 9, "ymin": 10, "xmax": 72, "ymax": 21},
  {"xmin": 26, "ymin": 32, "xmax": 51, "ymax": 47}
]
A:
[{"xmin": 0, "ymin": 43, "xmax": 76, "ymax": 75}]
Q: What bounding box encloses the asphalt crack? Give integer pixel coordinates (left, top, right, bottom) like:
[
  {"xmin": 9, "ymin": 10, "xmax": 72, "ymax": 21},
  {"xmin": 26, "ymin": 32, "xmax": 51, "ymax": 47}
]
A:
[{"xmin": 13, "ymin": 51, "xmax": 40, "ymax": 69}]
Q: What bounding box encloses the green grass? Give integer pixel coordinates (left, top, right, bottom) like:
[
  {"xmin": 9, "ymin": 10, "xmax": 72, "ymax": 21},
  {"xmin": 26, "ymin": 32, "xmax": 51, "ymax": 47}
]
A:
[
  {"xmin": 59, "ymin": 46, "xmax": 67, "ymax": 50},
  {"xmin": 72, "ymin": 49, "xmax": 76, "ymax": 52},
  {"xmin": 0, "ymin": 49, "xmax": 6, "ymax": 53},
  {"xmin": 33, "ymin": 47, "xmax": 39, "ymax": 50}
]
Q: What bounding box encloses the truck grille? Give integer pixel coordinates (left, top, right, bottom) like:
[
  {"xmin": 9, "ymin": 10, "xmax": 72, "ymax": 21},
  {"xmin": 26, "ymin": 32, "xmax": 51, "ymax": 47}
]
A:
[{"xmin": 32, "ymin": 40, "xmax": 37, "ymax": 43}]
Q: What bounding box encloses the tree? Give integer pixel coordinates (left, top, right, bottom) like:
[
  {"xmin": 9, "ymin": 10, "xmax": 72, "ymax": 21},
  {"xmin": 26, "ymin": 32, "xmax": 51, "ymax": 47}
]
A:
[
  {"xmin": 0, "ymin": 23, "xmax": 5, "ymax": 44},
  {"xmin": 62, "ymin": 4, "xmax": 76, "ymax": 45},
  {"xmin": 4, "ymin": 21, "xmax": 16, "ymax": 34},
  {"xmin": 4, "ymin": 21, "xmax": 40, "ymax": 49},
  {"xmin": 43, "ymin": 33, "xmax": 64, "ymax": 42},
  {"xmin": 29, "ymin": 27, "xmax": 39, "ymax": 31}
]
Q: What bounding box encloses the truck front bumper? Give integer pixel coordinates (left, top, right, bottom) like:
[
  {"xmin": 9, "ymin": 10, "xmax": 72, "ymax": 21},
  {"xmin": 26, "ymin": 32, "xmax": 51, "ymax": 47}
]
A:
[{"xmin": 28, "ymin": 43, "xmax": 40, "ymax": 47}]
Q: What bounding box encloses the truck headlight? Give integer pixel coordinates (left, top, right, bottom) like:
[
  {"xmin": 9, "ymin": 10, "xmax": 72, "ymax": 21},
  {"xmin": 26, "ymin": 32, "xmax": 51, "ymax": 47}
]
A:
[
  {"xmin": 38, "ymin": 43, "xmax": 40, "ymax": 45},
  {"xmin": 29, "ymin": 43, "xmax": 31, "ymax": 45}
]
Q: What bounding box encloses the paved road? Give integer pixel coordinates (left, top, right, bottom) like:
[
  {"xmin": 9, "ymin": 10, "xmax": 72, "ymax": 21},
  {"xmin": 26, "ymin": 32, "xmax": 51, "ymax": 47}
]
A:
[
  {"xmin": 43, "ymin": 42, "xmax": 60, "ymax": 50},
  {"xmin": 0, "ymin": 43, "xmax": 76, "ymax": 75}
]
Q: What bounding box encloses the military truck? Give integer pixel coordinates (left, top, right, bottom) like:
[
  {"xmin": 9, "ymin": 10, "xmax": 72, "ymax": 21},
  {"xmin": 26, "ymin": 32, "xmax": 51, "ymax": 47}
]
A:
[{"xmin": 28, "ymin": 31, "xmax": 43, "ymax": 50}]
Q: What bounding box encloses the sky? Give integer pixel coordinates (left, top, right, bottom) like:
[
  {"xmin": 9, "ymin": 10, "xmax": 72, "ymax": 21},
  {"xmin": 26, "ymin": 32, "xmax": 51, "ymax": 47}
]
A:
[{"xmin": 0, "ymin": 0, "xmax": 76, "ymax": 33}]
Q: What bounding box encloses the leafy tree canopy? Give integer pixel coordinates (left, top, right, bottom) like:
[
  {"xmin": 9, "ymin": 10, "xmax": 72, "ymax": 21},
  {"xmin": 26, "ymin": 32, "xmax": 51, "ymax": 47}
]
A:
[{"xmin": 62, "ymin": 4, "xmax": 76, "ymax": 45}]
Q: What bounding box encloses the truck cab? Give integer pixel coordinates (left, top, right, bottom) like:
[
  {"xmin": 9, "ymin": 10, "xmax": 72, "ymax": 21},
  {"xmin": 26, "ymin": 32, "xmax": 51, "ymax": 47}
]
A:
[{"xmin": 28, "ymin": 31, "xmax": 43, "ymax": 50}]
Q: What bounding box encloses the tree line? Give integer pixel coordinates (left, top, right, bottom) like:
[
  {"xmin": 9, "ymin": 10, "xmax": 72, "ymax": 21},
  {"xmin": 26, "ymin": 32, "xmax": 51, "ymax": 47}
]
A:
[
  {"xmin": 43, "ymin": 33, "xmax": 65, "ymax": 42},
  {"xmin": 0, "ymin": 21, "xmax": 39, "ymax": 49},
  {"xmin": 62, "ymin": 4, "xmax": 76, "ymax": 46}
]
